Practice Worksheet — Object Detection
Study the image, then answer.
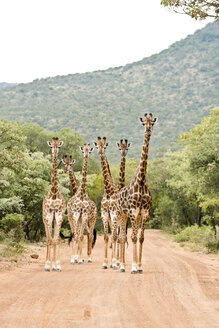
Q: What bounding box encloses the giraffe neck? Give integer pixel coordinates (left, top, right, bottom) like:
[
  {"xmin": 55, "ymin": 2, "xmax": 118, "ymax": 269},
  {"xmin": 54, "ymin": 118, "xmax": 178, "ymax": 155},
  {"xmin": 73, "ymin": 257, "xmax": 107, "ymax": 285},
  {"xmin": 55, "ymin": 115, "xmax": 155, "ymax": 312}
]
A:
[
  {"xmin": 50, "ymin": 155, "xmax": 59, "ymax": 199},
  {"xmin": 99, "ymin": 153, "xmax": 116, "ymax": 196},
  {"xmin": 135, "ymin": 131, "xmax": 151, "ymax": 183},
  {"xmin": 118, "ymin": 155, "xmax": 126, "ymax": 190},
  {"xmin": 69, "ymin": 168, "xmax": 78, "ymax": 195},
  {"xmin": 105, "ymin": 154, "xmax": 115, "ymax": 184},
  {"xmin": 78, "ymin": 155, "xmax": 88, "ymax": 197}
]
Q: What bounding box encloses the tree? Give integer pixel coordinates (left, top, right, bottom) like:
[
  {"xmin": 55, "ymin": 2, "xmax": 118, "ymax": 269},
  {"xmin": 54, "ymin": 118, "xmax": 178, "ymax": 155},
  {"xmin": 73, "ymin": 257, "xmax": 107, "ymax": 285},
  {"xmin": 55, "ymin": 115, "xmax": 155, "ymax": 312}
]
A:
[
  {"xmin": 179, "ymin": 107, "xmax": 219, "ymax": 229},
  {"xmin": 161, "ymin": 0, "xmax": 219, "ymax": 22}
]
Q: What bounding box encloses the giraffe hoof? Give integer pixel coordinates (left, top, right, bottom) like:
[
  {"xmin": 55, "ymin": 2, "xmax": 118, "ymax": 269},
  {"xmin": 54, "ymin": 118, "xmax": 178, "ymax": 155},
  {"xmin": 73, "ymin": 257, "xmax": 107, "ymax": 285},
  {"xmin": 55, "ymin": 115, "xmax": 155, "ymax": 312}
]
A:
[
  {"xmin": 116, "ymin": 262, "xmax": 120, "ymax": 267},
  {"xmin": 44, "ymin": 268, "xmax": 50, "ymax": 272},
  {"xmin": 131, "ymin": 270, "xmax": 138, "ymax": 274},
  {"xmin": 102, "ymin": 265, "xmax": 107, "ymax": 269},
  {"xmin": 110, "ymin": 264, "xmax": 113, "ymax": 268},
  {"xmin": 56, "ymin": 268, "xmax": 62, "ymax": 272},
  {"xmin": 112, "ymin": 266, "xmax": 117, "ymax": 270},
  {"xmin": 120, "ymin": 268, "xmax": 125, "ymax": 273},
  {"xmin": 52, "ymin": 268, "xmax": 56, "ymax": 271},
  {"xmin": 138, "ymin": 270, "xmax": 143, "ymax": 274},
  {"xmin": 88, "ymin": 259, "xmax": 92, "ymax": 263}
]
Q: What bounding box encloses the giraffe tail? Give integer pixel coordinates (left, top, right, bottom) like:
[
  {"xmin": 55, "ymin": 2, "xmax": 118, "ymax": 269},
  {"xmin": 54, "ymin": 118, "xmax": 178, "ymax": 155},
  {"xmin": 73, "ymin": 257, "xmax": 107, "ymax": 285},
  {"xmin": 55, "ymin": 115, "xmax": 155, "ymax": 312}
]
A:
[
  {"xmin": 92, "ymin": 228, "xmax": 97, "ymax": 248},
  {"xmin": 59, "ymin": 231, "xmax": 74, "ymax": 245},
  {"xmin": 68, "ymin": 233, "xmax": 74, "ymax": 245}
]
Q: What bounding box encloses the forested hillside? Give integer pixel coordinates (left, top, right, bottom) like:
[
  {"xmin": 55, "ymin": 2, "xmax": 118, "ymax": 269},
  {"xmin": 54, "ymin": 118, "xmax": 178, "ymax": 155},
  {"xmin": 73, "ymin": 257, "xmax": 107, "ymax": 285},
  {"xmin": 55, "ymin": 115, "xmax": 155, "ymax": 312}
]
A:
[
  {"xmin": 0, "ymin": 83, "xmax": 17, "ymax": 90},
  {"xmin": 0, "ymin": 23, "xmax": 218, "ymax": 161}
]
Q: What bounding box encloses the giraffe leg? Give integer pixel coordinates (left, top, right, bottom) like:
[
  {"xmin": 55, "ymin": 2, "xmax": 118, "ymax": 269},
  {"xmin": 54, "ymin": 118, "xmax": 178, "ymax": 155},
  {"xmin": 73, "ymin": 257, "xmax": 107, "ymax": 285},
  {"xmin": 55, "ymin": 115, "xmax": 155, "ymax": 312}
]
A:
[
  {"xmin": 45, "ymin": 230, "xmax": 52, "ymax": 271},
  {"xmin": 53, "ymin": 211, "xmax": 64, "ymax": 272},
  {"xmin": 87, "ymin": 217, "xmax": 95, "ymax": 263},
  {"xmin": 43, "ymin": 212, "xmax": 53, "ymax": 272},
  {"xmin": 52, "ymin": 219, "xmax": 57, "ymax": 271},
  {"xmin": 72, "ymin": 211, "xmax": 81, "ymax": 264},
  {"xmin": 68, "ymin": 213, "xmax": 76, "ymax": 265},
  {"xmin": 111, "ymin": 213, "xmax": 118, "ymax": 270},
  {"xmin": 119, "ymin": 221, "xmax": 127, "ymax": 273},
  {"xmin": 102, "ymin": 212, "xmax": 110, "ymax": 269},
  {"xmin": 85, "ymin": 225, "xmax": 90, "ymax": 260},
  {"xmin": 78, "ymin": 216, "xmax": 88, "ymax": 264},
  {"xmin": 138, "ymin": 210, "xmax": 150, "ymax": 274},
  {"xmin": 130, "ymin": 216, "xmax": 139, "ymax": 274},
  {"xmin": 116, "ymin": 226, "xmax": 120, "ymax": 266}
]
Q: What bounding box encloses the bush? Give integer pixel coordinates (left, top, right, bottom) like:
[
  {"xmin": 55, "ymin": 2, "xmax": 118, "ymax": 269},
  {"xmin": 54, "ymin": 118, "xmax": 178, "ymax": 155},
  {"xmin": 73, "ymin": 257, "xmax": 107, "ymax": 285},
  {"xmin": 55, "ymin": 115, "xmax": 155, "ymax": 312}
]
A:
[
  {"xmin": 163, "ymin": 222, "xmax": 183, "ymax": 235},
  {"xmin": 205, "ymin": 235, "xmax": 219, "ymax": 253},
  {"xmin": 173, "ymin": 225, "xmax": 219, "ymax": 253},
  {"xmin": 1, "ymin": 213, "xmax": 25, "ymax": 243},
  {"xmin": 0, "ymin": 230, "xmax": 6, "ymax": 241}
]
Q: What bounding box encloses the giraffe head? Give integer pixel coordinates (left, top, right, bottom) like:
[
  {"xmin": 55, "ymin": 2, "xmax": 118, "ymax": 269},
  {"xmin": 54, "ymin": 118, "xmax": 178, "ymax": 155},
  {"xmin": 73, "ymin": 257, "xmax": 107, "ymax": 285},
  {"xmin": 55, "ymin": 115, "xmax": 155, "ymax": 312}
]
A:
[
  {"xmin": 61, "ymin": 155, "xmax": 76, "ymax": 174},
  {"xmin": 139, "ymin": 113, "xmax": 157, "ymax": 134},
  {"xmin": 79, "ymin": 144, "xmax": 94, "ymax": 158},
  {"xmin": 47, "ymin": 137, "xmax": 63, "ymax": 158},
  {"xmin": 94, "ymin": 137, "xmax": 109, "ymax": 155},
  {"xmin": 117, "ymin": 139, "xmax": 131, "ymax": 157}
]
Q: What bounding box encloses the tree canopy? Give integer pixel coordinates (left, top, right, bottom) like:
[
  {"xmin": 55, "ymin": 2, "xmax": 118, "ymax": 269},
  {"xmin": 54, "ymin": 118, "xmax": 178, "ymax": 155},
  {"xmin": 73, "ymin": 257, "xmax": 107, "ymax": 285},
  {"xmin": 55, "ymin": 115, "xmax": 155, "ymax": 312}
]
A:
[{"xmin": 161, "ymin": 0, "xmax": 219, "ymax": 22}]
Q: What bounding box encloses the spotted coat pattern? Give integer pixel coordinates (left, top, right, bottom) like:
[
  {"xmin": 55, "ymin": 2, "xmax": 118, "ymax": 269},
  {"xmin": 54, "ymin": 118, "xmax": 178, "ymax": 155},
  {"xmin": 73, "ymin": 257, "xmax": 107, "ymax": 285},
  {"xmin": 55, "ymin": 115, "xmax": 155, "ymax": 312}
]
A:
[
  {"xmin": 67, "ymin": 145, "xmax": 97, "ymax": 264},
  {"xmin": 42, "ymin": 137, "xmax": 66, "ymax": 272},
  {"xmin": 116, "ymin": 113, "xmax": 157, "ymax": 273}
]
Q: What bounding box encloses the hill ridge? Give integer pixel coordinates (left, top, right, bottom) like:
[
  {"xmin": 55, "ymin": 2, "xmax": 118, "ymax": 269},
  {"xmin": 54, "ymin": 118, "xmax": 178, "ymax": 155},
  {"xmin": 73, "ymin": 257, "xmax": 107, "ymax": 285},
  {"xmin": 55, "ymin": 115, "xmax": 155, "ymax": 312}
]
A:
[{"xmin": 0, "ymin": 22, "xmax": 218, "ymax": 162}]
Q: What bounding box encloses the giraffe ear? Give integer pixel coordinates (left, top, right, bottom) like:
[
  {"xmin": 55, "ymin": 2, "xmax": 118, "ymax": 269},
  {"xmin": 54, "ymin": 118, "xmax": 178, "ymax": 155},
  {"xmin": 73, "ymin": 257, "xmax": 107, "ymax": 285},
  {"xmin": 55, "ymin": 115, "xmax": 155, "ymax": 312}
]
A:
[
  {"xmin": 71, "ymin": 159, "xmax": 76, "ymax": 164},
  {"xmin": 139, "ymin": 117, "xmax": 145, "ymax": 125},
  {"xmin": 93, "ymin": 142, "xmax": 98, "ymax": 148},
  {"xmin": 116, "ymin": 142, "xmax": 120, "ymax": 148},
  {"xmin": 89, "ymin": 148, "xmax": 94, "ymax": 153},
  {"xmin": 153, "ymin": 117, "xmax": 158, "ymax": 124},
  {"xmin": 79, "ymin": 146, "xmax": 84, "ymax": 153},
  {"xmin": 58, "ymin": 141, "xmax": 64, "ymax": 147},
  {"xmin": 128, "ymin": 143, "xmax": 131, "ymax": 148},
  {"xmin": 47, "ymin": 141, "xmax": 52, "ymax": 147},
  {"xmin": 61, "ymin": 159, "xmax": 65, "ymax": 164},
  {"xmin": 106, "ymin": 142, "xmax": 109, "ymax": 147}
]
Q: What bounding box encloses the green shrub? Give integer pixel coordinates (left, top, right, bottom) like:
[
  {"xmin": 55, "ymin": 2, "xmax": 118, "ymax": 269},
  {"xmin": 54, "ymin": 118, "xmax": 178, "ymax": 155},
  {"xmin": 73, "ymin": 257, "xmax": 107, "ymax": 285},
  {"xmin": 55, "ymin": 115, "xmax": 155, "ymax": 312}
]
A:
[
  {"xmin": 205, "ymin": 236, "xmax": 219, "ymax": 253},
  {"xmin": 1, "ymin": 213, "xmax": 25, "ymax": 243},
  {"xmin": 0, "ymin": 229, "xmax": 6, "ymax": 241},
  {"xmin": 1, "ymin": 213, "xmax": 24, "ymax": 231},
  {"xmin": 163, "ymin": 222, "xmax": 183, "ymax": 235},
  {"xmin": 174, "ymin": 225, "xmax": 219, "ymax": 253}
]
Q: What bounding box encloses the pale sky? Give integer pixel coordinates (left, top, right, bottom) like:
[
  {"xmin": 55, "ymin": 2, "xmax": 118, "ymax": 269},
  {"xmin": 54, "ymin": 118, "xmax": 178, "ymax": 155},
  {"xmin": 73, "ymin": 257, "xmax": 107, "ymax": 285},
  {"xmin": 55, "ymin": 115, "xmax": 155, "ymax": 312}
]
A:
[{"xmin": 0, "ymin": 0, "xmax": 211, "ymax": 83}]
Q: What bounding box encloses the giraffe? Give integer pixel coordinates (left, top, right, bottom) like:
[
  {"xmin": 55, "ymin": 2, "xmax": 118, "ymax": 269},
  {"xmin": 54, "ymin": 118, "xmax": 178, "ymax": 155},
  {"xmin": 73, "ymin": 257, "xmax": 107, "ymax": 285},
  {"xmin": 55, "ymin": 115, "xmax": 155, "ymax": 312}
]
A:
[
  {"xmin": 67, "ymin": 145, "xmax": 97, "ymax": 264},
  {"xmin": 94, "ymin": 137, "xmax": 127, "ymax": 271},
  {"xmin": 61, "ymin": 155, "xmax": 97, "ymax": 263},
  {"xmin": 116, "ymin": 139, "xmax": 131, "ymax": 265},
  {"xmin": 117, "ymin": 139, "xmax": 131, "ymax": 190},
  {"xmin": 61, "ymin": 155, "xmax": 78, "ymax": 260},
  {"xmin": 116, "ymin": 113, "xmax": 157, "ymax": 274},
  {"xmin": 62, "ymin": 155, "xmax": 78, "ymax": 195},
  {"xmin": 42, "ymin": 137, "xmax": 66, "ymax": 272}
]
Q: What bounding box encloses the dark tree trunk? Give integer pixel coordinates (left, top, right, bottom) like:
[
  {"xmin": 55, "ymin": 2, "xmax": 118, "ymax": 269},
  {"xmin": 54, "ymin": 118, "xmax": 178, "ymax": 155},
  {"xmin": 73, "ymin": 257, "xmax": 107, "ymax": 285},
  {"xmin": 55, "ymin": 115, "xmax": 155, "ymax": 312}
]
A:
[
  {"xmin": 33, "ymin": 228, "xmax": 39, "ymax": 241},
  {"xmin": 24, "ymin": 218, "xmax": 32, "ymax": 240},
  {"xmin": 210, "ymin": 210, "xmax": 217, "ymax": 236},
  {"xmin": 196, "ymin": 198, "xmax": 202, "ymax": 227}
]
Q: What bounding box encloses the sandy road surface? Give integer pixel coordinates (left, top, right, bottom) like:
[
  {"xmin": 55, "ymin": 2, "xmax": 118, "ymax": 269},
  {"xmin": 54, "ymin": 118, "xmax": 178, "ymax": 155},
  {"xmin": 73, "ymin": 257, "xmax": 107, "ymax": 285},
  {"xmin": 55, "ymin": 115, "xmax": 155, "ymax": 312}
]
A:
[{"xmin": 0, "ymin": 230, "xmax": 219, "ymax": 328}]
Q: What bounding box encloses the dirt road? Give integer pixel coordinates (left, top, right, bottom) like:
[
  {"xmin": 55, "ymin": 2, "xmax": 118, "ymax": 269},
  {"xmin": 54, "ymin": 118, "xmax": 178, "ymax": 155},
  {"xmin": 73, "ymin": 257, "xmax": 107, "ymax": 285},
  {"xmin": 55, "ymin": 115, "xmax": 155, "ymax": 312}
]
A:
[{"xmin": 0, "ymin": 230, "xmax": 218, "ymax": 328}]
